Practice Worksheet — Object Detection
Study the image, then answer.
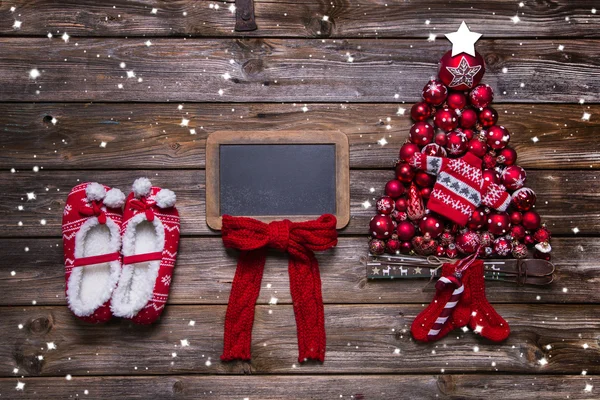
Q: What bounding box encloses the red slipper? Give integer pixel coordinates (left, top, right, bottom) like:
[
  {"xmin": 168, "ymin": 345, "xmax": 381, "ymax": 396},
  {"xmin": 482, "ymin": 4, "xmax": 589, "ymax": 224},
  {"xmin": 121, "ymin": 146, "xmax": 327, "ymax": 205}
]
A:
[
  {"xmin": 62, "ymin": 182, "xmax": 126, "ymax": 323},
  {"xmin": 111, "ymin": 178, "xmax": 180, "ymax": 324}
]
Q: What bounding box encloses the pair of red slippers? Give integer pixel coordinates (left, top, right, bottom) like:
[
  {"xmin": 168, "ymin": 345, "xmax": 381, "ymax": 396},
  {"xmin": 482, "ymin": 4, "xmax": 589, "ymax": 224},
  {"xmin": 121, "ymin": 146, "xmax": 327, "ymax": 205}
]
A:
[{"xmin": 62, "ymin": 178, "xmax": 180, "ymax": 324}]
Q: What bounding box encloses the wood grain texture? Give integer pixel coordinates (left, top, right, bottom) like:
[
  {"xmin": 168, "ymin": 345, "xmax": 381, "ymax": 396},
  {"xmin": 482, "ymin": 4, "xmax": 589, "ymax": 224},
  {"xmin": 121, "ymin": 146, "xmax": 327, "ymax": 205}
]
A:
[
  {"xmin": 0, "ymin": 169, "xmax": 596, "ymax": 237},
  {"xmin": 1, "ymin": 103, "xmax": 598, "ymax": 170},
  {"xmin": 1, "ymin": 0, "xmax": 599, "ymax": 38},
  {"xmin": 0, "ymin": 375, "xmax": 596, "ymax": 400},
  {"xmin": 1, "ymin": 305, "xmax": 598, "ymax": 376},
  {"xmin": 0, "ymin": 237, "xmax": 595, "ymax": 306},
  {"xmin": 1, "ymin": 38, "xmax": 599, "ymax": 102}
]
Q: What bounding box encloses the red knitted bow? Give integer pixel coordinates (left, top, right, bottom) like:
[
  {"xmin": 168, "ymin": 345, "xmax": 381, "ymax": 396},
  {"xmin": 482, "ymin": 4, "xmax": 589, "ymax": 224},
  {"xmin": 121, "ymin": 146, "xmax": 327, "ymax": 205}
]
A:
[
  {"xmin": 79, "ymin": 200, "xmax": 107, "ymax": 224},
  {"xmin": 220, "ymin": 214, "xmax": 338, "ymax": 363},
  {"xmin": 129, "ymin": 198, "xmax": 155, "ymax": 221}
]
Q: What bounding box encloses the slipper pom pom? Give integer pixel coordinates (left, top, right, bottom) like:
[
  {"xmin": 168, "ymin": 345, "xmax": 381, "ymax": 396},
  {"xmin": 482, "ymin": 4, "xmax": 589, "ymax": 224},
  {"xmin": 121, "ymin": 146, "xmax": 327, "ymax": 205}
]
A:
[
  {"xmin": 132, "ymin": 177, "xmax": 152, "ymax": 198},
  {"xmin": 103, "ymin": 188, "xmax": 126, "ymax": 208},
  {"xmin": 86, "ymin": 182, "xmax": 106, "ymax": 201},
  {"xmin": 155, "ymin": 189, "xmax": 176, "ymax": 208}
]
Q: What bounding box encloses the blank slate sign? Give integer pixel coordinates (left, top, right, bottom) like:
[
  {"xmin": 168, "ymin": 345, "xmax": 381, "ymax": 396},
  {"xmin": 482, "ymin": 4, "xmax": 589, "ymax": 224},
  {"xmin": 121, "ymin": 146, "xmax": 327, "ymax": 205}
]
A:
[{"xmin": 206, "ymin": 131, "xmax": 350, "ymax": 230}]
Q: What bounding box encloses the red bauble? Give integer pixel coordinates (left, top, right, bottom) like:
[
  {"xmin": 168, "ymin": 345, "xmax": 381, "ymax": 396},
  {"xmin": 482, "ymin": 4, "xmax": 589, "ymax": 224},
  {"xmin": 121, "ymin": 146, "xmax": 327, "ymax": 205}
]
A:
[
  {"xmin": 502, "ymin": 165, "xmax": 526, "ymax": 190},
  {"xmin": 412, "ymin": 235, "xmax": 437, "ymax": 256},
  {"xmin": 392, "ymin": 210, "xmax": 408, "ymax": 222},
  {"xmin": 455, "ymin": 231, "xmax": 481, "ymax": 254},
  {"xmin": 467, "ymin": 206, "xmax": 487, "ymax": 230},
  {"xmin": 493, "ymin": 237, "xmax": 512, "ymax": 257},
  {"xmin": 479, "ymin": 231, "xmax": 494, "ymax": 247},
  {"xmin": 434, "ymin": 131, "xmax": 448, "ymax": 146},
  {"xmin": 397, "ymin": 221, "xmax": 416, "ymax": 241},
  {"xmin": 415, "ymin": 171, "xmax": 435, "ymax": 188},
  {"xmin": 446, "ymin": 244, "xmax": 458, "ymax": 258},
  {"xmin": 460, "ymin": 109, "xmax": 478, "ymax": 129},
  {"xmin": 419, "ymin": 215, "xmax": 444, "ymax": 238},
  {"xmin": 447, "ymin": 92, "xmax": 467, "ymax": 110},
  {"xmin": 483, "ymin": 153, "xmax": 497, "ymax": 169},
  {"xmin": 422, "ymin": 143, "xmax": 447, "ymax": 157},
  {"xmin": 487, "ymin": 212, "xmax": 511, "ymax": 235},
  {"xmin": 395, "ymin": 162, "xmax": 415, "ymax": 183},
  {"xmin": 395, "ymin": 197, "xmax": 408, "ymax": 212},
  {"xmin": 407, "ymin": 184, "xmax": 425, "ymax": 221},
  {"xmin": 410, "ymin": 101, "xmax": 432, "ymax": 122},
  {"xmin": 446, "ymin": 130, "xmax": 469, "ymax": 155},
  {"xmin": 462, "ymin": 128, "xmax": 475, "ymax": 141},
  {"xmin": 435, "ymin": 245, "xmax": 446, "ymax": 257},
  {"xmin": 434, "ymin": 107, "xmax": 459, "ymax": 132},
  {"xmin": 509, "ymin": 211, "xmax": 523, "ymax": 225},
  {"xmin": 386, "ymin": 237, "xmax": 402, "ymax": 254},
  {"xmin": 369, "ymin": 238, "xmax": 386, "ymax": 255},
  {"xmin": 512, "ymin": 243, "xmax": 528, "ymax": 259},
  {"xmin": 497, "ymin": 147, "xmax": 517, "ymax": 166},
  {"xmin": 376, "ymin": 196, "xmax": 395, "ymax": 215},
  {"xmin": 533, "ymin": 227, "xmax": 552, "ymax": 243},
  {"xmin": 522, "ymin": 211, "xmax": 541, "ymax": 230},
  {"xmin": 369, "ymin": 214, "xmax": 395, "ymax": 239},
  {"xmin": 409, "ymin": 121, "xmax": 435, "ymax": 146},
  {"xmin": 399, "ymin": 143, "xmax": 420, "ymax": 163},
  {"xmin": 510, "ymin": 225, "xmax": 526, "ymax": 240},
  {"xmin": 478, "ymin": 107, "xmax": 498, "ymax": 127},
  {"xmin": 511, "ymin": 187, "xmax": 537, "ymax": 211},
  {"xmin": 385, "ymin": 179, "xmax": 405, "ymax": 199},
  {"xmin": 438, "ymin": 51, "xmax": 485, "ymax": 91},
  {"xmin": 482, "ymin": 168, "xmax": 500, "ymax": 185},
  {"xmin": 468, "ymin": 139, "xmax": 487, "ymax": 157},
  {"xmin": 440, "ymin": 232, "xmax": 455, "ymax": 246},
  {"xmin": 524, "ymin": 234, "xmax": 535, "ymax": 245},
  {"xmin": 469, "ymin": 84, "xmax": 494, "ymax": 108},
  {"xmin": 422, "ymin": 79, "xmax": 448, "ymax": 106},
  {"xmin": 400, "ymin": 241, "xmax": 413, "ymax": 254},
  {"xmin": 420, "ymin": 187, "xmax": 431, "ymax": 199},
  {"xmin": 486, "ymin": 125, "xmax": 511, "ymax": 150}
]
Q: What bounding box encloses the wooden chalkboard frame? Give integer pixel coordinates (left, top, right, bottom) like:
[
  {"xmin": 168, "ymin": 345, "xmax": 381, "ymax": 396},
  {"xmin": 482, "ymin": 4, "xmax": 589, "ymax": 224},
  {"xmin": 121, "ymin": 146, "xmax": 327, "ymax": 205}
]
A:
[{"xmin": 206, "ymin": 130, "xmax": 350, "ymax": 230}]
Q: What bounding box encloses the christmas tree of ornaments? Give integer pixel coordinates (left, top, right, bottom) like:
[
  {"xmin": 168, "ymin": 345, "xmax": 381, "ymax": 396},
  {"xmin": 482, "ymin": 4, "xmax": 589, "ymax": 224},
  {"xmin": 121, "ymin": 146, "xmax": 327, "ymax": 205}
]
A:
[{"xmin": 369, "ymin": 22, "xmax": 552, "ymax": 262}]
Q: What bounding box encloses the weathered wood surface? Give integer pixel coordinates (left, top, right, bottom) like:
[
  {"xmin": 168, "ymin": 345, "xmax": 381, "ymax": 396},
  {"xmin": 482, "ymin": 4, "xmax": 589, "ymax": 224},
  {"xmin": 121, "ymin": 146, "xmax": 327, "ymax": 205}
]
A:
[
  {"xmin": 1, "ymin": 0, "xmax": 599, "ymax": 38},
  {"xmin": 1, "ymin": 103, "xmax": 598, "ymax": 170},
  {"xmin": 2, "ymin": 305, "xmax": 598, "ymax": 376},
  {"xmin": 0, "ymin": 237, "xmax": 595, "ymax": 306},
  {"xmin": 1, "ymin": 39, "xmax": 599, "ymax": 102},
  {"xmin": 0, "ymin": 375, "xmax": 597, "ymax": 400},
  {"xmin": 0, "ymin": 169, "xmax": 596, "ymax": 237}
]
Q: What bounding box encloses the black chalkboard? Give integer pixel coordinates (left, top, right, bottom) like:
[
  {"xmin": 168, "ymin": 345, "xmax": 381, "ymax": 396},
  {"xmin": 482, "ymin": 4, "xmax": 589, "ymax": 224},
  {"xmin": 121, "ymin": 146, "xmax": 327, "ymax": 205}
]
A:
[{"xmin": 219, "ymin": 144, "xmax": 336, "ymax": 216}]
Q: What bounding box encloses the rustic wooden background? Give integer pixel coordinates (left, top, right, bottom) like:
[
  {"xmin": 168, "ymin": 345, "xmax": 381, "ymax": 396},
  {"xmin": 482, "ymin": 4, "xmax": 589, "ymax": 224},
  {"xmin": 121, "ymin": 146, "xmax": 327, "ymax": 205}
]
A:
[{"xmin": 1, "ymin": 1, "xmax": 599, "ymax": 399}]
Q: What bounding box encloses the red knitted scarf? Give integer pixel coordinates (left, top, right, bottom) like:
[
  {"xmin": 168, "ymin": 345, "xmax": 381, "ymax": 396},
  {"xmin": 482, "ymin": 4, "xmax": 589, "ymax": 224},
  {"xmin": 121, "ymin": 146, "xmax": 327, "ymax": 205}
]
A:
[{"xmin": 220, "ymin": 214, "xmax": 338, "ymax": 362}]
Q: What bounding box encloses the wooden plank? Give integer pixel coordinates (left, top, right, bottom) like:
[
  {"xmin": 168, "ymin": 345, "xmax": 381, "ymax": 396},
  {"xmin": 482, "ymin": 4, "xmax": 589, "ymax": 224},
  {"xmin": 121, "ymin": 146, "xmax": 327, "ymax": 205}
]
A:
[
  {"xmin": 0, "ymin": 237, "xmax": 596, "ymax": 306},
  {"xmin": 1, "ymin": 103, "xmax": 598, "ymax": 170},
  {"xmin": 1, "ymin": 1, "xmax": 599, "ymax": 38},
  {"xmin": 1, "ymin": 304, "xmax": 598, "ymax": 376},
  {"xmin": 0, "ymin": 374, "xmax": 596, "ymax": 399},
  {"xmin": 1, "ymin": 38, "xmax": 599, "ymax": 102},
  {"xmin": 0, "ymin": 169, "xmax": 596, "ymax": 237}
]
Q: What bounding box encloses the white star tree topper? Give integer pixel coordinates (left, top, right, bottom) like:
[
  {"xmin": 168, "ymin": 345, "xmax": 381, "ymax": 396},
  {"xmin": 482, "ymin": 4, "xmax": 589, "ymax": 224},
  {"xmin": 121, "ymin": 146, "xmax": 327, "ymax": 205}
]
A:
[{"xmin": 445, "ymin": 21, "xmax": 482, "ymax": 57}]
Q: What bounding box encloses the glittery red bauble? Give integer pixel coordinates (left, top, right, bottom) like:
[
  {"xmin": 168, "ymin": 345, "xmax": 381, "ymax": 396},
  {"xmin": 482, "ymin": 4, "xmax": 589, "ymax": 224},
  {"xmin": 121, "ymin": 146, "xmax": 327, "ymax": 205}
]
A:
[
  {"xmin": 455, "ymin": 231, "xmax": 481, "ymax": 254},
  {"xmin": 510, "ymin": 224, "xmax": 526, "ymax": 240},
  {"xmin": 479, "ymin": 231, "xmax": 494, "ymax": 247},
  {"xmin": 440, "ymin": 232, "xmax": 455, "ymax": 246},
  {"xmin": 511, "ymin": 187, "xmax": 537, "ymax": 211},
  {"xmin": 422, "ymin": 79, "xmax": 448, "ymax": 106},
  {"xmin": 395, "ymin": 162, "xmax": 415, "ymax": 183},
  {"xmin": 467, "ymin": 206, "xmax": 487, "ymax": 230},
  {"xmin": 395, "ymin": 197, "xmax": 408, "ymax": 212},
  {"xmin": 534, "ymin": 249, "xmax": 551, "ymax": 261},
  {"xmin": 419, "ymin": 215, "xmax": 444, "ymax": 238},
  {"xmin": 509, "ymin": 211, "xmax": 523, "ymax": 225},
  {"xmin": 392, "ymin": 210, "xmax": 408, "ymax": 222},
  {"xmin": 446, "ymin": 244, "xmax": 458, "ymax": 258},
  {"xmin": 400, "ymin": 241, "xmax": 413, "ymax": 254},
  {"xmin": 369, "ymin": 238, "xmax": 385, "ymax": 255},
  {"xmin": 524, "ymin": 234, "xmax": 535, "ymax": 245},
  {"xmin": 385, "ymin": 179, "xmax": 405, "ymax": 198},
  {"xmin": 469, "ymin": 84, "xmax": 494, "ymax": 108},
  {"xmin": 399, "ymin": 143, "xmax": 420, "ymax": 163},
  {"xmin": 512, "ymin": 243, "xmax": 528, "ymax": 259},
  {"xmin": 435, "ymin": 245, "xmax": 446, "ymax": 257},
  {"xmin": 478, "ymin": 107, "xmax": 498, "ymax": 127},
  {"xmin": 412, "ymin": 235, "xmax": 437, "ymax": 256},
  {"xmin": 409, "ymin": 121, "xmax": 435, "ymax": 146},
  {"xmin": 522, "ymin": 211, "xmax": 541, "ymax": 230},
  {"xmin": 370, "ymin": 214, "xmax": 395, "ymax": 239},
  {"xmin": 533, "ymin": 227, "xmax": 551, "ymax": 243},
  {"xmin": 434, "ymin": 107, "xmax": 459, "ymax": 132},
  {"xmin": 410, "ymin": 101, "xmax": 432, "ymax": 122},
  {"xmin": 460, "ymin": 109, "xmax": 478, "ymax": 129},
  {"xmin": 446, "ymin": 130, "xmax": 469, "ymax": 156},
  {"xmin": 493, "ymin": 237, "xmax": 512, "ymax": 257},
  {"xmin": 497, "ymin": 147, "xmax": 517, "ymax": 166},
  {"xmin": 415, "ymin": 171, "xmax": 435, "ymax": 188},
  {"xmin": 420, "ymin": 187, "xmax": 431, "ymax": 199},
  {"xmin": 422, "ymin": 143, "xmax": 447, "ymax": 157},
  {"xmin": 386, "ymin": 237, "xmax": 402, "ymax": 254},
  {"xmin": 447, "ymin": 92, "xmax": 467, "ymax": 110},
  {"xmin": 482, "ymin": 168, "xmax": 500, "ymax": 185},
  {"xmin": 468, "ymin": 139, "xmax": 487, "ymax": 157},
  {"xmin": 486, "ymin": 125, "xmax": 511, "ymax": 150},
  {"xmin": 487, "ymin": 212, "xmax": 511, "ymax": 235},
  {"xmin": 502, "ymin": 165, "xmax": 526, "ymax": 190},
  {"xmin": 462, "ymin": 128, "xmax": 475, "ymax": 141},
  {"xmin": 438, "ymin": 51, "xmax": 485, "ymax": 91},
  {"xmin": 376, "ymin": 196, "xmax": 395, "ymax": 215},
  {"xmin": 397, "ymin": 221, "xmax": 416, "ymax": 241},
  {"xmin": 483, "ymin": 153, "xmax": 497, "ymax": 169},
  {"xmin": 435, "ymin": 131, "xmax": 448, "ymax": 146}
]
